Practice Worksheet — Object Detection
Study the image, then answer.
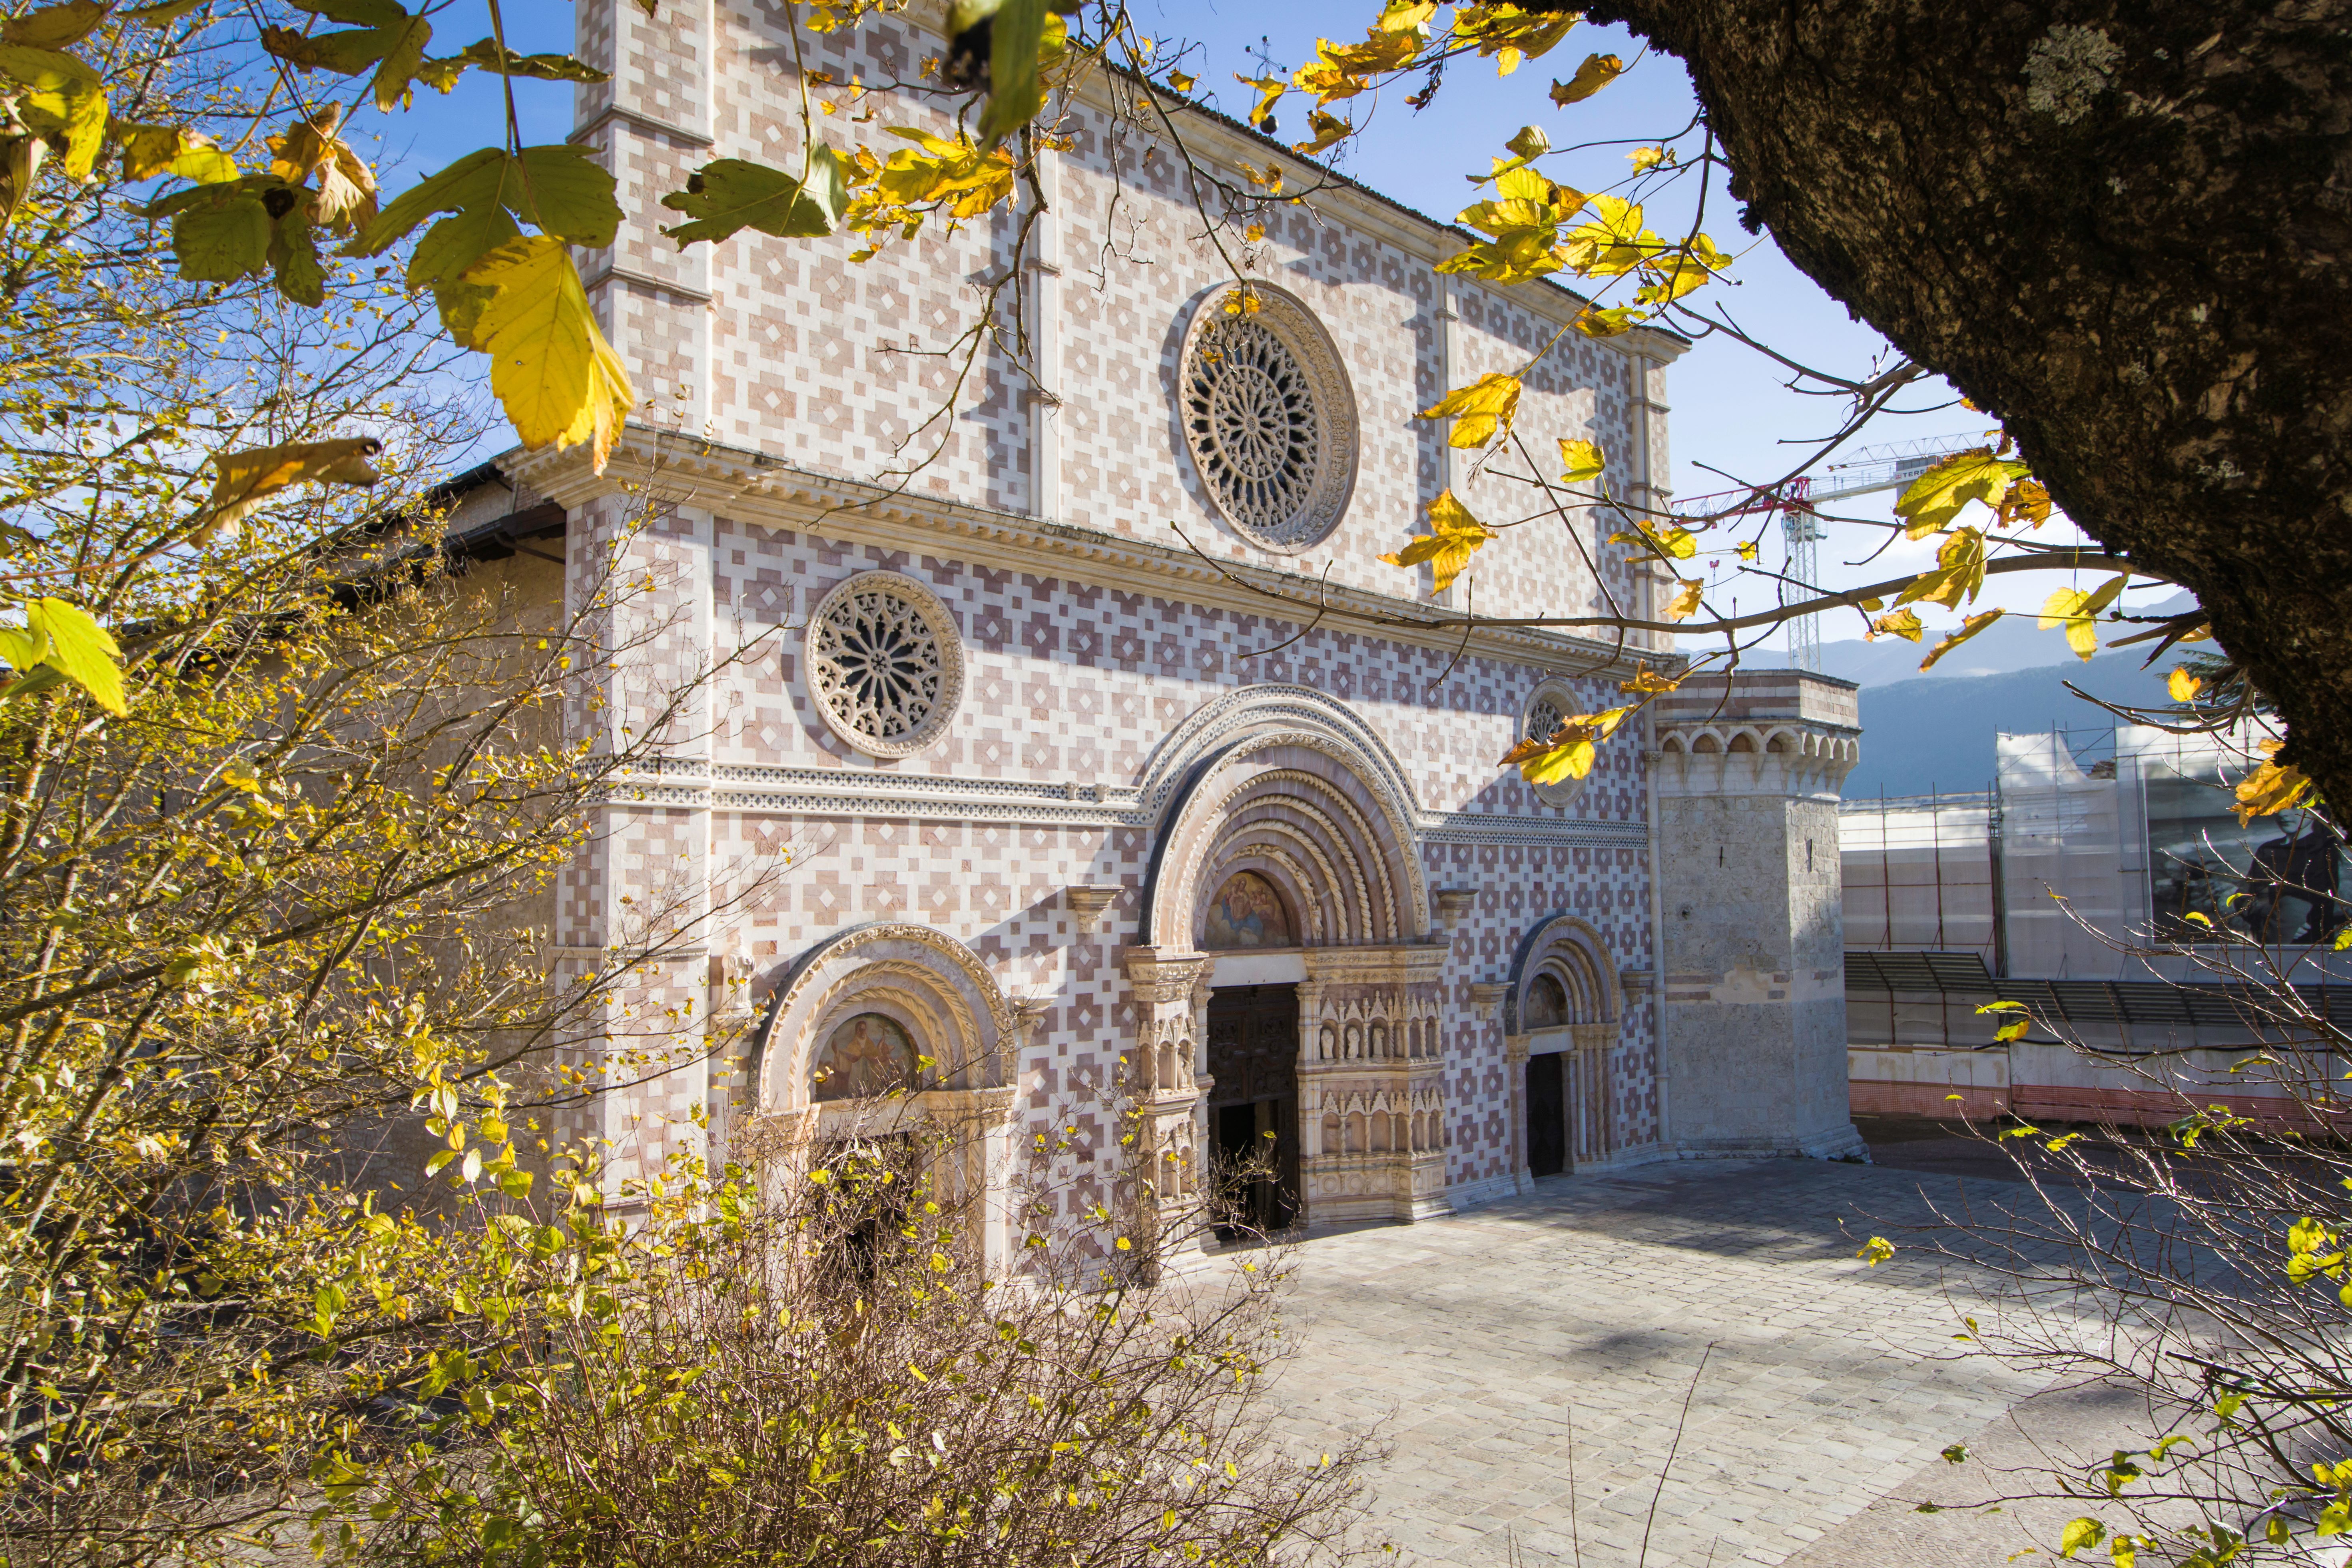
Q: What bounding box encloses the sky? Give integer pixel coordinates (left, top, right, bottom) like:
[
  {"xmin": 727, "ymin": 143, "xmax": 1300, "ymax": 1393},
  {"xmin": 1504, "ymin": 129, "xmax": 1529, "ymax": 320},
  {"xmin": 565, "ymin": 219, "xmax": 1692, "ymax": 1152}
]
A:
[{"xmin": 364, "ymin": 0, "xmax": 2173, "ymax": 661}]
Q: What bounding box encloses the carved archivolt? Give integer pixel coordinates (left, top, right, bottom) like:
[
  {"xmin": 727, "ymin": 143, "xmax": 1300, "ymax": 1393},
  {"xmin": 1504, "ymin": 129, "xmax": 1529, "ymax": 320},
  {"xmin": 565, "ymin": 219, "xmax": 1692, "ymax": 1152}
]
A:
[
  {"xmin": 1136, "ymin": 683, "xmax": 1422, "ymax": 824},
  {"xmin": 751, "ymin": 922, "xmax": 1019, "ymax": 1118},
  {"xmin": 1503, "ymin": 913, "xmax": 1623, "ymax": 1039},
  {"xmin": 1140, "ymin": 687, "xmax": 1429, "ymax": 951},
  {"xmin": 1176, "ymin": 284, "xmax": 1359, "ymax": 554}
]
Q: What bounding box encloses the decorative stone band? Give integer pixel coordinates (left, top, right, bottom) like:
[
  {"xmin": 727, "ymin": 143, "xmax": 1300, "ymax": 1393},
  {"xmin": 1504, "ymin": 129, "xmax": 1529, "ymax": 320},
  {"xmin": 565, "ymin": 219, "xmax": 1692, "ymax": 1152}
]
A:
[{"xmin": 591, "ymin": 760, "xmax": 1652, "ymax": 845}]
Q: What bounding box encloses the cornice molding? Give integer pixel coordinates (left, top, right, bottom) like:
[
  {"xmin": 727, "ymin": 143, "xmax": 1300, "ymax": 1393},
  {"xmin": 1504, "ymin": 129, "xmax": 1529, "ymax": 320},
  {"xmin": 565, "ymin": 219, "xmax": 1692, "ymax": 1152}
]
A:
[{"xmin": 507, "ymin": 433, "xmax": 1667, "ymax": 680}]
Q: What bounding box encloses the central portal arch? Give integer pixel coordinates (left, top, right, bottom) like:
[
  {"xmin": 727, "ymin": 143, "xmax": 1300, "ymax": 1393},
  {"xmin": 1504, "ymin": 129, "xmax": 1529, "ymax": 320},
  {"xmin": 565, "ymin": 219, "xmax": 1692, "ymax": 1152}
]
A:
[{"xmin": 1126, "ymin": 687, "xmax": 1450, "ymax": 1248}]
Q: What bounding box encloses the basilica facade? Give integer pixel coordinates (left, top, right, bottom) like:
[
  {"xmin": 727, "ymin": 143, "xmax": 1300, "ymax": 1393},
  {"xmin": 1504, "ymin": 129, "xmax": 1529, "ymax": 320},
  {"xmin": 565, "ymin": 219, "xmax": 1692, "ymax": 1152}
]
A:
[{"xmin": 457, "ymin": 0, "xmax": 1866, "ymax": 1261}]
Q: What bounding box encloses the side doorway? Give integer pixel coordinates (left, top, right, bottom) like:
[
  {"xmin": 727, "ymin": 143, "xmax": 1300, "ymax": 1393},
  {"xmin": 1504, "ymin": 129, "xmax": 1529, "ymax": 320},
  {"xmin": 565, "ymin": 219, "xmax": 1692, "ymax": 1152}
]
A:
[
  {"xmin": 1526, "ymin": 1050, "xmax": 1569, "ymax": 1179},
  {"xmin": 1205, "ymin": 984, "xmax": 1302, "ymax": 1235}
]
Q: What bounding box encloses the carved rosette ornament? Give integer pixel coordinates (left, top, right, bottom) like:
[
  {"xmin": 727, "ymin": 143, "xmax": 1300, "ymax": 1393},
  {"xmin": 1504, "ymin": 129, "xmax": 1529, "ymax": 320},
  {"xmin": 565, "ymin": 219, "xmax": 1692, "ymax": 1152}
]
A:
[
  {"xmin": 804, "ymin": 571, "xmax": 966, "ymax": 758},
  {"xmin": 1178, "ymin": 287, "xmax": 1359, "ymax": 554}
]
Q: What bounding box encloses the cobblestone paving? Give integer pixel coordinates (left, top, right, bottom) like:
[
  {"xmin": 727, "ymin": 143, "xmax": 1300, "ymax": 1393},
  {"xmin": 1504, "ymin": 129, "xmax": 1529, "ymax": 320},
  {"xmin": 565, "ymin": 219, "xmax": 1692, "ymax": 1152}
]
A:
[{"xmin": 1263, "ymin": 1158, "xmax": 2087, "ymax": 1568}]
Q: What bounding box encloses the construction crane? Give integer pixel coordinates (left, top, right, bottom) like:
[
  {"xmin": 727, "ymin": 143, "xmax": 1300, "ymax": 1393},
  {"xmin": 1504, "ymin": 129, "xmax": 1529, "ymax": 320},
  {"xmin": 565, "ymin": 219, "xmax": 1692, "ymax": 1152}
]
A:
[{"xmin": 1669, "ymin": 433, "xmax": 1988, "ymax": 672}]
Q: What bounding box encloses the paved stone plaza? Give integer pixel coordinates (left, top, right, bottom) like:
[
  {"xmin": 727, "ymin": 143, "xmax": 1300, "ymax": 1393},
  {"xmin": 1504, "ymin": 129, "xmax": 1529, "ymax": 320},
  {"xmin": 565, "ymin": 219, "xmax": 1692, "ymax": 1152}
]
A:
[{"xmin": 1264, "ymin": 1155, "xmax": 2117, "ymax": 1568}]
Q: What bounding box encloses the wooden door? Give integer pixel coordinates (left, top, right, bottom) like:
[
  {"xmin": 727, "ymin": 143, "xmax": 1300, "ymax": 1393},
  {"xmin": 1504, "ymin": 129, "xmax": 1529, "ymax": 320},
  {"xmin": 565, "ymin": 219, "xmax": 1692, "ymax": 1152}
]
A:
[
  {"xmin": 1205, "ymin": 985, "xmax": 1300, "ymax": 1233},
  {"xmin": 1527, "ymin": 1051, "xmax": 1567, "ymax": 1179}
]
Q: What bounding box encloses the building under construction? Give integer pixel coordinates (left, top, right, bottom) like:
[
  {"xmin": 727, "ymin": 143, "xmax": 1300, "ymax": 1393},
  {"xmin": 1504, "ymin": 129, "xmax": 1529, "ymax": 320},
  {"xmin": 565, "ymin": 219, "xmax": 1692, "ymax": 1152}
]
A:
[{"xmin": 1842, "ymin": 723, "xmax": 2348, "ymax": 1125}]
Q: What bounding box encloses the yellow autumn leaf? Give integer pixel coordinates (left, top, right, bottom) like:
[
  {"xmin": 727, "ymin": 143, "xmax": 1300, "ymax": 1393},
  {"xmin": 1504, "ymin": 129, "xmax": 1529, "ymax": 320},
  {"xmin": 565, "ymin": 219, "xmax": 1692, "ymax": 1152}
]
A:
[
  {"xmin": 1572, "ymin": 305, "xmax": 1640, "ymax": 337},
  {"xmin": 1547, "ymin": 52, "xmax": 1621, "ymax": 105},
  {"xmin": 1856, "ymin": 1235, "xmax": 1895, "ymax": 1265},
  {"xmin": 1870, "ymin": 608, "xmax": 1924, "ymax": 642},
  {"xmin": 1499, "ymin": 704, "xmax": 1629, "ymax": 785},
  {"xmin": 1664, "ymin": 578, "xmax": 1703, "ymax": 621},
  {"xmin": 1919, "ymin": 609, "xmax": 2003, "ymax": 671},
  {"xmin": 1894, "ymin": 527, "xmax": 1987, "ymax": 610},
  {"xmin": 200, "ymin": 436, "xmax": 385, "ymax": 540},
  {"xmin": 2058, "ymin": 1517, "xmax": 2105, "ymax": 1558},
  {"xmin": 2233, "ymin": 742, "xmax": 2313, "ymax": 826},
  {"xmin": 1557, "ymin": 437, "xmax": 1604, "ymax": 485},
  {"xmin": 459, "ymin": 236, "xmax": 636, "ymax": 475},
  {"xmin": 1167, "ymin": 69, "xmax": 1196, "ymax": 94},
  {"xmin": 1377, "ymin": 489, "xmax": 1494, "ymax": 594},
  {"xmin": 3, "ymin": 1, "xmax": 106, "ymax": 48},
  {"xmin": 1998, "ymin": 476, "xmax": 2053, "ymax": 528},
  {"xmin": 1735, "ymin": 540, "xmax": 1759, "ymax": 562},
  {"xmin": 1234, "ymin": 72, "xmax": 1285, "ymax": 128},
  {"xmin": 2168, "ymin": 666, "xmax": 2203, "ymax": 703},
  {"xmin": 1893, "ymin": 448, "xmax": 2032, "ymax": 539},
  {"xmin": 1417, "ymin": 372, "xmax": 1519, "ymax": 449},
  {"xmin": 1610, "ymin": 524, "xmax": 1696, "ymax": 562},
  {"xmin": 1618, "ymin": 663, "xmax": 1678, "ymax": 695},
  {"xmin": 1292, "ymin": 110, "xmax": 1351, "ymax": 156},
  {"xmin": 24, "ymin": 597, "xmax": 124, "ymax": 715},
  {"xmin": 2037, "ymin": 573, "xmax": 2127, "ymax": 659}
]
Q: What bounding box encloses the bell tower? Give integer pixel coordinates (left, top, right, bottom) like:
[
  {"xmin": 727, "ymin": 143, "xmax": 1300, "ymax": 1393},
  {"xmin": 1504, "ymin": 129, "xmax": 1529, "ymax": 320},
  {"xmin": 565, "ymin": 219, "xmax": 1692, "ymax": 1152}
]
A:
[{"xmin": 1652, "ymin": 672, "xmax": 1866, "ymax": 1159}]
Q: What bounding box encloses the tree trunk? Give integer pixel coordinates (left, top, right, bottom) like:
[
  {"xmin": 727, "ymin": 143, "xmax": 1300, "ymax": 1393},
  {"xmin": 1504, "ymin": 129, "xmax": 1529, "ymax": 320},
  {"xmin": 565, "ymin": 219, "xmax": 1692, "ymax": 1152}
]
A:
[{"xmin": 1593, "ymin": 0, "xmax": 2352, "ymax": 802}]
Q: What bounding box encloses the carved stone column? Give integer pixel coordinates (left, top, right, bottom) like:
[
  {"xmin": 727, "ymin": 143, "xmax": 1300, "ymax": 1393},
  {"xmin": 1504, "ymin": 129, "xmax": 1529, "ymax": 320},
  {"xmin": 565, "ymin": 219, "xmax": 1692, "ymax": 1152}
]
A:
[
  {"xmin": 1300, "ymin": 946, "xmax": 1450, "ymax": 1225},
  {"xmin": 1120, "ymin": 946, "xmax": 1213, "ymax": 1266}
]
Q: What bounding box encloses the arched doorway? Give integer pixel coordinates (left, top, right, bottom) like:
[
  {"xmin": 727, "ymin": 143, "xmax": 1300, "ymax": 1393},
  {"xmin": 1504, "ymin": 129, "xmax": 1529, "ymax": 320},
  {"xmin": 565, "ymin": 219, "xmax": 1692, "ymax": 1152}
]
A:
[
  {"xmin": 1503, "ymin": 914, "xmax": 1627, "ymax": 1186},
  {"xmin": 1128, "ymin": 687, "xmax": 1450, "ymax": 1245},
  {"xmin": 744, "ymin": 922, "xmax": 1030, "ymax": 1272}
]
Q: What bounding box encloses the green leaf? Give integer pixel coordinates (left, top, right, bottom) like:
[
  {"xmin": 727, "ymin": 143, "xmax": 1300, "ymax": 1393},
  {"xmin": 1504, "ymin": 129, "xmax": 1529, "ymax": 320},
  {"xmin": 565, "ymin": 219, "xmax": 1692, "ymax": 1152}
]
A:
[
  {"xmin": 170, "ymin": 191, "xmax": 273, "ymax": 283},
  {"xmin": 659, "ymin": 149, "xmax": 851, "ymax": 245},
  {"xmin": 269, "ymin": 205, "xmax": 325, "ymax": 307},
  {"xmin": 977, "ymin": 0, "xmax": 1048, "ymax": 147},
  {"xmin": 407, "ymin": 203, "xmax": 521, "ymax": 286},
  {"xmin": 24, "ymin": 599, "xmax": 122, "ymax": 715},
  {"xmin": 357, "ymin": 145, "xmax": 619, "ymax": 254},
  {"xmin": 2, "ymin": 3, "xmax": 107, "ymax": 50},
  {"xmin": 0, "ymin": 42, "xmax": 97, "ymax": 92}
]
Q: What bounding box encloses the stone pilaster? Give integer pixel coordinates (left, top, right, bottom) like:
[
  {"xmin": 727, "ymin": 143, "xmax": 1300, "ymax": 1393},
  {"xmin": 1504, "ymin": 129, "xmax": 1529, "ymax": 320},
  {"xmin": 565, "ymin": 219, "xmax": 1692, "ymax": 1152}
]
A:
[{"xmin": 1120, "ymin": 947, "xmax": 1213, "ymax": 1264}]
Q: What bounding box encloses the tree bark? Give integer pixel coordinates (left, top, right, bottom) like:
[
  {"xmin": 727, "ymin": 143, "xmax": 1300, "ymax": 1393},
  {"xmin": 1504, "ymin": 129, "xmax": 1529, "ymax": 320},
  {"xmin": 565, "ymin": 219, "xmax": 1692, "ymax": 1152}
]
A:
[{"xmin": 1591, "ymin": 0, "xmax": 2352, "ymax": 803}]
